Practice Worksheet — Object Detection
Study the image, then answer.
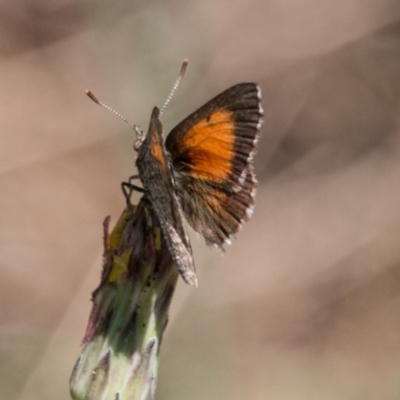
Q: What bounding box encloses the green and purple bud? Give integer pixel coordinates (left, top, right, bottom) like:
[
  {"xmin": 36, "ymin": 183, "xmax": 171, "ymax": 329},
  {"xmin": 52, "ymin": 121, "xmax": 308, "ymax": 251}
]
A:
[{"xmin": 70, "ymin": 200, "xmax": 180, "ymax": 400}]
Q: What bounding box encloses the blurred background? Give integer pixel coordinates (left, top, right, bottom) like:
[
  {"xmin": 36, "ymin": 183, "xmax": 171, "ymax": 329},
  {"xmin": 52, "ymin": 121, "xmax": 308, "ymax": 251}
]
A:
[{"xmin": 1, "ymin": 0, "xmax": 400, "ymax": 399}]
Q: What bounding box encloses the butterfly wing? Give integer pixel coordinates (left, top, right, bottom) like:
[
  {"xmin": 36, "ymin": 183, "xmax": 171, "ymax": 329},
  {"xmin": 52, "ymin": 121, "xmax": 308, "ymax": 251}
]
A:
[
  {"xmin": 165, "ymin": 83, "xmax": 263, "ymax": 248},
  {"xmin": 137, "ymin": 107, "xmax": 197, "ymax": 286}
]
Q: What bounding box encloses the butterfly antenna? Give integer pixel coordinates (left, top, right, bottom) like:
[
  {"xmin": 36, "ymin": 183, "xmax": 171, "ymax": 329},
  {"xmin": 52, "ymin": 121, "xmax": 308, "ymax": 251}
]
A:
[
  {"xmin": 85, "ymin": 90, "xmax": 143, "ymax": 138},
  {"xmin": 159, "ymin": 58, "xmax": 189, "ymax": 117}
]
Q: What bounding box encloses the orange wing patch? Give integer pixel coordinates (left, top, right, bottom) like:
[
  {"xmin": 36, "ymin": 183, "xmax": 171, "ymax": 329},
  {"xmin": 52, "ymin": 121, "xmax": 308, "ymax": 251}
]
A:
[
  {"xmin": 151, "ymin": 136, "xmax": 168, "ymax": 171},
  {"xmin": 179, "ymin": 109, "xmax": 235, "ymax": 182}
]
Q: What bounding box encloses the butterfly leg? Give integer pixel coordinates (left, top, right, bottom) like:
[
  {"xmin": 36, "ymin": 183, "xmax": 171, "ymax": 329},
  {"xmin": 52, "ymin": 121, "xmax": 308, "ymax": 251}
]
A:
[{"xmin": 121, "ymin": 175, "xmax": 145, "ymax": 211}]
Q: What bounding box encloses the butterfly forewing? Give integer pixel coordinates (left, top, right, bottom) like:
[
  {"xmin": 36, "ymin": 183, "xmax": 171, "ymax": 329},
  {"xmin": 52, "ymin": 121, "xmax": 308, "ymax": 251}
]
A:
[
  {"xmin": 165, "ymin": 83, "xmax": 263, "ymax": 248},
  {"xmin": 136, "ymin": 107, "xmax": 197, "ymax": 286}
]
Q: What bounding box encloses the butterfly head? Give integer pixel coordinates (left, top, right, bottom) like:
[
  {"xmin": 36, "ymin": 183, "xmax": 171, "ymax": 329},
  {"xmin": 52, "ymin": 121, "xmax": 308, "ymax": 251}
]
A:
[{"xmin": 133, "ymin": 126, "xmax": 146, "ymax": 151}]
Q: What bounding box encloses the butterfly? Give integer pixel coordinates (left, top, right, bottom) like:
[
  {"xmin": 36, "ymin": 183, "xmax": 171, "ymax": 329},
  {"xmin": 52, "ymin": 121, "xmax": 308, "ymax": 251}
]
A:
[{"xmin": 132, "ymin": 81, "xmax": 263, "ymax": 286}]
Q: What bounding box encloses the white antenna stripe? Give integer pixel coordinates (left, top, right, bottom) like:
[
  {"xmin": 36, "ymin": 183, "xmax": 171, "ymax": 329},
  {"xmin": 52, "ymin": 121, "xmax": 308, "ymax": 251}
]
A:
[{"xmin": 160, "ymin": 59, "xmax": 189, "ymax": 116}]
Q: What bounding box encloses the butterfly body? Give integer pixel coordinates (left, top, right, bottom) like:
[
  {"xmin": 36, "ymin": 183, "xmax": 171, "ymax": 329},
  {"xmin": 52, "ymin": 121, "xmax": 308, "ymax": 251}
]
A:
[{"xmin": 135, "ymin": 83, "xmax": 263, "ymax": 286}]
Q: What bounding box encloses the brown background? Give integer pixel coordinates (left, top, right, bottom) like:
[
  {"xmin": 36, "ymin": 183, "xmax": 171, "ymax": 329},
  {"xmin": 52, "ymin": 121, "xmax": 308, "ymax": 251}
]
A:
[{"xmin": 1, "ymin": 1, "xmax": 400, "ymax": 399}]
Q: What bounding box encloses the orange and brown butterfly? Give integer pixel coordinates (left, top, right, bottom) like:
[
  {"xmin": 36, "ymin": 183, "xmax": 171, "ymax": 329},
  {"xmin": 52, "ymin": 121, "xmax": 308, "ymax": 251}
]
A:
[{"xmin": 86, "ymin": 62, "xmax": 263, "ymax": 287}]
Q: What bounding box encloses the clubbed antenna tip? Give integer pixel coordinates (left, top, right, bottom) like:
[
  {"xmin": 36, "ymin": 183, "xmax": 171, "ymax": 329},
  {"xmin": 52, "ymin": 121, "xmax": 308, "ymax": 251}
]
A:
[{"xmin": 85, "ymin": 89, "xmax": 100, "ymax": 105}]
